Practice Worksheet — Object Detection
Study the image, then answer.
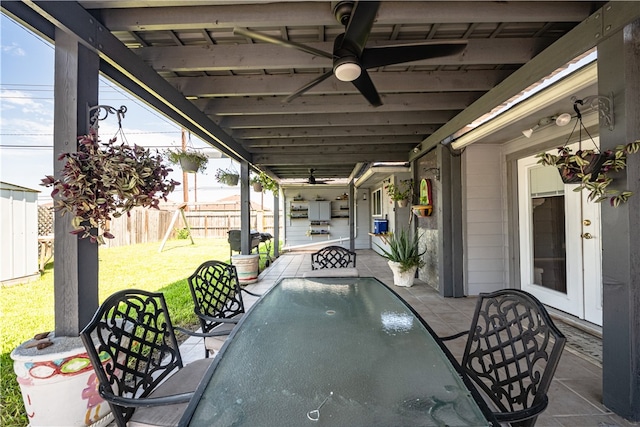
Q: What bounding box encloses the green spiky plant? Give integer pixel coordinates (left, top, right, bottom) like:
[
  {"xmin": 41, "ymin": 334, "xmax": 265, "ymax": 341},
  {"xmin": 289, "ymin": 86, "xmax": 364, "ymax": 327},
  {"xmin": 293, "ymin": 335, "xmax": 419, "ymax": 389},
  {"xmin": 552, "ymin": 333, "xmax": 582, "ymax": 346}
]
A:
[{"xmin": 375, "ymin": 229, "xmax": 426, "ymax": 272}]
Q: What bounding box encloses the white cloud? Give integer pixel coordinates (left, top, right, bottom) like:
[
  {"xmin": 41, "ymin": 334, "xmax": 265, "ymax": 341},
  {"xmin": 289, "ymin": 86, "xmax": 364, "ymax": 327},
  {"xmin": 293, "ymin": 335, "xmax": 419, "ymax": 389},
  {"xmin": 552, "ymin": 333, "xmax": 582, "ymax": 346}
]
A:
[
  {"xmin": 1, "ymin": 43, "xmax": 26, "ymax": 56},
  {"xmin": 0, "ymin": 88, "xmax": 53, "ymax": 116}
]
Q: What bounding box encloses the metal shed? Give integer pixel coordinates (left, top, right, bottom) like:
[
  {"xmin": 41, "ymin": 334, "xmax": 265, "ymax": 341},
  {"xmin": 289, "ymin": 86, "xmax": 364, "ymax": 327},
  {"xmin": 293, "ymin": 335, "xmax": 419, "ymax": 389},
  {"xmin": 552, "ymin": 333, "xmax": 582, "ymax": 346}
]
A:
[{"xmin": 1, "ymin": 182, "xmax": 40, "ymax": 286}]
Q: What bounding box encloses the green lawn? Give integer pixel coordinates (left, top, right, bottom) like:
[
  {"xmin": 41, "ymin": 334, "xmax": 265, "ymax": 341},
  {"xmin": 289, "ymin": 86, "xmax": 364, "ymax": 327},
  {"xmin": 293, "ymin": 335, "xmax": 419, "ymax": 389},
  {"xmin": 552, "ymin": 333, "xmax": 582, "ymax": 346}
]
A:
[{"xmin": 0, "ymin": 237, "xmax": 273, "ymax": 427}]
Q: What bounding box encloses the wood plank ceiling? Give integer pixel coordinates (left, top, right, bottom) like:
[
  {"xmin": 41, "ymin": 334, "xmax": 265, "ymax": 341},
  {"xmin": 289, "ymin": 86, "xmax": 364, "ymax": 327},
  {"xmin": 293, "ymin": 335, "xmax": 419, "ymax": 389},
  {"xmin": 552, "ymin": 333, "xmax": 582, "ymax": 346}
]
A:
[{"xmin": 11, "ymin": 1, "xmax": 607, "ymax": 182}]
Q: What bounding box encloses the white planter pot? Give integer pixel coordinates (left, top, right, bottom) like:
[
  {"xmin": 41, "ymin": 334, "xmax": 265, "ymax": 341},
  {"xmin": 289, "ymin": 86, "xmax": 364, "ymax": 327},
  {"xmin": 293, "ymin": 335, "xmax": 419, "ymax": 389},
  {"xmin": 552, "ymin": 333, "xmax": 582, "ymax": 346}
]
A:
[
  {"xmin": 388, "ymin": 261, "xmax": 417, "ymax": 287},
  {"xmin": 10, "ymin": 333, "xmax": 111, "ymax": 426}
]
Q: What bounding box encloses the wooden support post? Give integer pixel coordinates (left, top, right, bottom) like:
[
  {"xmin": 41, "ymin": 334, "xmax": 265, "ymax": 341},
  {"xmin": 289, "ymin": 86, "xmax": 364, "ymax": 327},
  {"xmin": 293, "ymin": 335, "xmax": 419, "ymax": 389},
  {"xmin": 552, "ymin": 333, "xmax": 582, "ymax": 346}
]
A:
[{"xmin": 53, "ymin": 30, "xmax": 99, "ymax": 336}]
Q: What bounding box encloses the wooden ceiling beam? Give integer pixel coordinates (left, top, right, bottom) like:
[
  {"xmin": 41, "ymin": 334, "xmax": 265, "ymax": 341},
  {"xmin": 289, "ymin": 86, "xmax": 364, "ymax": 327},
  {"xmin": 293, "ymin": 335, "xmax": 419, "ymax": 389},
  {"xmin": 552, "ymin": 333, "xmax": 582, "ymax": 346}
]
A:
[
  {"xmin": 136, "ymin": 38, "xmax": 550, "ymax": 71},
  {"xmin": 98, "ymin": 2, "xmax": 594, "ymax": 31},
  {"xmin": 243, "ymin": 135, "xmax": 422, "ymax": 148},
  {"xmin": 169, "ymin": 70, "xmax": 512, "ymax": 97},
  {"xmin": 194, "ymin": 92, "xmax": 483, "ymax": 115},
  {"xmin": 232, "ymin": 125, "xmax": 433, "ymax": 139},
  {"xmin": 218, "ymin": 111, "xmax": 456, "ymax": 129},
  {"xmin": 253, "ymin": 151, "xmax": 409, "ymax": 165}
]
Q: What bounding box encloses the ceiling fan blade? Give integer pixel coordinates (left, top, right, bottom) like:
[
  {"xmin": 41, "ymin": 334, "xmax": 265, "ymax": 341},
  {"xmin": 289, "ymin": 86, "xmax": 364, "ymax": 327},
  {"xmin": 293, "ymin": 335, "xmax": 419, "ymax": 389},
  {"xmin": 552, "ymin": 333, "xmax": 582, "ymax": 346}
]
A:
[
  {"xmin": 361, "ymin": 42, "xmax": 468, "ymax": 69},
  {"xmin": 351, "ymin": 69, "xmax": 382, "ymax": 107},
  {"xmin": 234, "ymin": 27, "xmax": 333, "ymax": 59},
  {"xmin": 341, "ymin": 1, "xmax": 380, "ymax": 56},
  {"xmin": 284, "ymin": 70, "xmax": 334, "ymax": 103}
]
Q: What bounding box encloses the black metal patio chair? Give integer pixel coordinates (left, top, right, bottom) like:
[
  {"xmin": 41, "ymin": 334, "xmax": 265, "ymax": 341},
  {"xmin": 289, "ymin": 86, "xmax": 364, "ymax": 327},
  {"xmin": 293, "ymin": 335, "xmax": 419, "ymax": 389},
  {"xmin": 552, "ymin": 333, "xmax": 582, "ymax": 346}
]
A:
[
  {"xmin": 440, "ymin": 289, "xmax": 566, "ymax": 427},
  {"xmin": 80, "ymin": 289, "xmax": 226, "ymax": 427},
  {"xmin": 187, "ymin": 260, "xmax": 261, "ymax": 357},
  {"xmin": 310, "ymin": 245, "xmax": 357, "ymax": 270}
]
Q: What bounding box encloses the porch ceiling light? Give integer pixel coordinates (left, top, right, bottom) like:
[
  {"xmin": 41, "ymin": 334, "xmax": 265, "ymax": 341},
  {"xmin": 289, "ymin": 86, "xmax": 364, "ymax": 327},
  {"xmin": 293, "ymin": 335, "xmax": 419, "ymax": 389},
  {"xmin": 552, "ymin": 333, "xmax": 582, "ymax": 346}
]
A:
[
  {"xmin": 555, "ymin": 112, "xmax": 572, "ymax": 127},
  {"xmin": 522, "ymin": 126, "xmax": 537, "ymax": 138},
  {"xmin": 522, "ymin": 112, "xmax": 571, "ymax": 138}
]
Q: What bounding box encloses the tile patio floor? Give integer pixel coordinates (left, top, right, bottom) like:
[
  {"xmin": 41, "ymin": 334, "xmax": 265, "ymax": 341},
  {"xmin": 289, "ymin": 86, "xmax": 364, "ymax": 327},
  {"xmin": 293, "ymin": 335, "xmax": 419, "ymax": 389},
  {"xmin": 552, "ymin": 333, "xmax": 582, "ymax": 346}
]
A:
[{"xmin": 179, "ymin": 250, "xmax": 638, "ymax": 427}]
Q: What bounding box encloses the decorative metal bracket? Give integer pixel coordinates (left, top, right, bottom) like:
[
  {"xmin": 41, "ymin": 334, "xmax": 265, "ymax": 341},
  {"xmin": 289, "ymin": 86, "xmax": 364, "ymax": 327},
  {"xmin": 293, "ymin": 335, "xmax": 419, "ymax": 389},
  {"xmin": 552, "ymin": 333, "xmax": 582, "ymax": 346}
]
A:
[
  {"xmin": 571, "ymin": 93, "xmax": 614, "ymax": 131},
  {"xmin": 423, "ymin": 167, "xmax": 440, "ymax": 181},
  {"xmin": 87, "ymin": 104, "xmax": 127, "ymax": 133}
]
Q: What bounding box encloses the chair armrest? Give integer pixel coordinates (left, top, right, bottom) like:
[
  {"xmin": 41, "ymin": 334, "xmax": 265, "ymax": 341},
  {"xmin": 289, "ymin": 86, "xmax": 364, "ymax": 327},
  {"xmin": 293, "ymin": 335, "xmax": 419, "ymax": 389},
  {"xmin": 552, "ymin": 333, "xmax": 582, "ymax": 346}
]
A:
[
  {"xmin": 174, "ymin": 326, "xmax": 232, "ymax": 338},
  {"xmin": 196, "ymin": 313, "xmax": 241, "ymax": 324},
  {"xmin": 99, "ymin": 387, "xmax": 193, "ymax": 408},
  {"xmin": 493, "ymin": 396, "xmax": 548, "ymax": 423},
  {"xmin": 439, "ymin": 330, "xmax": 470, "ymax": 341},
  {"xmin": 241, "ymin": 288, "xmax": 262, "ymax": 297}
]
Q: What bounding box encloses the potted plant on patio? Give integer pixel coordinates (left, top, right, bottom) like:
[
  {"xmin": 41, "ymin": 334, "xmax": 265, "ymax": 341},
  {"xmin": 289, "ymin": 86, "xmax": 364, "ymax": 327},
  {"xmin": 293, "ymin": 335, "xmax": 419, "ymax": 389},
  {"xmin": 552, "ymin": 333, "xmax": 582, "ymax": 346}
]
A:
[
  {"xmin": 385, "ymin": 179, "xmax": 413, "ymax": 207},
  {"xmin": 536, "ymin": 139, "xmax": 640, "ymax": 207},
  {"xmin": 251, "ymin": 171, "xmax": 279, "ymax": 196},
  {"xmin": 165, "ymin": 147, "xmax": 209, "ymax": 173},
  {"xmin": 215, "ymin": 167, "xmax": 240, "ymax": 186},
  {"xmin": 376, "ymin": 229, "xmax": 425, "ymax": 287},
  {"xmin": 41, "ymin": 131, "xmax": 179, "ymax": 245}
]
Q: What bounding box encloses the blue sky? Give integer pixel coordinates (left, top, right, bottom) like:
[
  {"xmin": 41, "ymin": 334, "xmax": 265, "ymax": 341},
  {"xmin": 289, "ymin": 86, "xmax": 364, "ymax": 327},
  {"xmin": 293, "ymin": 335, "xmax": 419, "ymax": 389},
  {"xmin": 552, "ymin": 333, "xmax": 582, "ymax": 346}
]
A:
[{"xmin": 0, "ymin": 13, "xmax": 253, "ymax": 206}]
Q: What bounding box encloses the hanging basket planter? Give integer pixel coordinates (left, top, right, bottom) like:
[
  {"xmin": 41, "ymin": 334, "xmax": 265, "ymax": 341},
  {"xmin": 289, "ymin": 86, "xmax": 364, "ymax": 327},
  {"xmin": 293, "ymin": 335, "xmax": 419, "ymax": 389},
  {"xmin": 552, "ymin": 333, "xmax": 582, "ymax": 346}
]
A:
[
  {"xmin": 252, "ymin": 182, "xmax": 263, "ymax": 192},
  {"xmin": 165, "ymin": 148, "xmax": 209, "ymax": 174},
  {"xmin": 179, "ymin": 156, "xmax": 200, "ymax": 173},
  {"xmin": 412, "ymin": 204, "xmax": 433, "ymax": 217},
  {"xmin": 557, "ymin": 152, "xmax": 611, "ymax": 184},
  {"xmin": 215, "ymin": 167, "xmax": 239, "ymax": 186},
  {"xmin": 536, "ymin": 97, "xmax": 640, "ymax": 207}
]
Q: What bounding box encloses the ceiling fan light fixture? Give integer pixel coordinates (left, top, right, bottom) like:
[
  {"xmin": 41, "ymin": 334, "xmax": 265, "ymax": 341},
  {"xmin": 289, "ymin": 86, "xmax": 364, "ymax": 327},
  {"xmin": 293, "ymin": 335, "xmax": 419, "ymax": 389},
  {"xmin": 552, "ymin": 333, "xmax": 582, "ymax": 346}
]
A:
[{"xmin": 334, "ymin": 61, "xmax": 361, "ymax": 82}]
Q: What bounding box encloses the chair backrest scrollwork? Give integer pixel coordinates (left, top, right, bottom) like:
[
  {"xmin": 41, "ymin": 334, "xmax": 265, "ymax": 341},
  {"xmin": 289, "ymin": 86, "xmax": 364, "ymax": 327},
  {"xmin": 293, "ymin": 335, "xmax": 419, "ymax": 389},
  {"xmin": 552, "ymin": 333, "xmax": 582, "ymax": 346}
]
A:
[
  {"xmin": 80, "ymin": 290, "xmax": 183, "ymax": 426},
  {"xmin": 311, "ymin": 246, "xmax": 357, "ymax": 270},
  {"xmin": 460, "ymin": 289, "xmax": 566, "ymax": 427}
]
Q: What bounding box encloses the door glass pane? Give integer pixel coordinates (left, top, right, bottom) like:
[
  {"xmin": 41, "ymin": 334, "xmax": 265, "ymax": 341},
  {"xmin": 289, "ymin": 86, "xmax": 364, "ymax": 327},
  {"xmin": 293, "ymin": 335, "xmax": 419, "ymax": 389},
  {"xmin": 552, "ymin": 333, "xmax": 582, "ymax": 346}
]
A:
[{"xmin": 531, "ymin": 196, "xmax": 567, "ymax": 293}]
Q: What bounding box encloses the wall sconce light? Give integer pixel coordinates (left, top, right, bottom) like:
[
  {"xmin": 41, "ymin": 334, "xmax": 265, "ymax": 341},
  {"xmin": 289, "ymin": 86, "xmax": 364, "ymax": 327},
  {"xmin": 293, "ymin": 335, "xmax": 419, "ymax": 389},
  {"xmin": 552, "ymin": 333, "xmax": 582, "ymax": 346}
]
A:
[{"xmin": 362, "ymin": 191, "xmax": 367, "ymax": 201}]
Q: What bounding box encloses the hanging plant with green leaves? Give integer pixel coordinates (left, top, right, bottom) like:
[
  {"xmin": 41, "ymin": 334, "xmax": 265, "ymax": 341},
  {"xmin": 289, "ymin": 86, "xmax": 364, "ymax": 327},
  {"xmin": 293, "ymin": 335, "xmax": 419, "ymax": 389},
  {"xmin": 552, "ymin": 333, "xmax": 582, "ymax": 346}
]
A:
[
  {"xmin": 251, "ymin": 172, "xmax": 279, "ymax": 196},
  {"xmin": 215, "ymin": 166, "xmax": 239, "ymax": 186},
  {"xmin": 165, "ymin": 147, "xmax": 209, "ymax": 173},
  {"xmin": 537, "ymin": 140, "xmax": 640, "ymax": 207},
  {"xmin": 41, "ymin": 131, "xmax": 179, "ymax": 244},
  {"xmin": 385, "ymin": 179, "xmax": 413, "ymax": 202}
]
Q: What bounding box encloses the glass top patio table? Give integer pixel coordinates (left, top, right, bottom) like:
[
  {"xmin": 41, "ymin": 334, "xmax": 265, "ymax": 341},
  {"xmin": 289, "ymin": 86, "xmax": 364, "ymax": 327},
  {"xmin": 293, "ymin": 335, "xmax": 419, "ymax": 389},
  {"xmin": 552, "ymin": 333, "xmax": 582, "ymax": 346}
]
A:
[{"xmin": 179, "ymin": 277, "xmax": 496, "ymax": 427}]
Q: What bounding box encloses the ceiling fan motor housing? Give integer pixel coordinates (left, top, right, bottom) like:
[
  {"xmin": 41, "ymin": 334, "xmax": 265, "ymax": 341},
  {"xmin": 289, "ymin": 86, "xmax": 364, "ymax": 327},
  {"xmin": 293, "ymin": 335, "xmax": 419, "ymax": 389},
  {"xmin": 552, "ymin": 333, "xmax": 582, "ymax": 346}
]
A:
[
  {"xmin": 333, "ymin": 34, "xmax": 361, "ymax": 81},
  {"xmin": 332, "ymin": 1, "xmax": 355, "ymax": 26}
]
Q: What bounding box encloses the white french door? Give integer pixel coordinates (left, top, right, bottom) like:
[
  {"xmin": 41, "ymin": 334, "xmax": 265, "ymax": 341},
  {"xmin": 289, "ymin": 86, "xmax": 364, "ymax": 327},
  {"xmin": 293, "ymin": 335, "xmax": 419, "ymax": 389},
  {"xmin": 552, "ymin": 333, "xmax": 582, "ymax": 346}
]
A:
[{"xmin": 517, "ymin": 150, "xmax": 602, "ymax": 325}]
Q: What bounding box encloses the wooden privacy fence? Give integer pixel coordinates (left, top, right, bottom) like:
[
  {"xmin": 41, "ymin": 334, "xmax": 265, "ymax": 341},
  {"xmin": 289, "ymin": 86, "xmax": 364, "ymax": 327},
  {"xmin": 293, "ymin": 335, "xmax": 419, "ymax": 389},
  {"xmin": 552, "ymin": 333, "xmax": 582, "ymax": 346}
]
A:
[
  {"xmin": 101, "ymin": 208, "xmax": 279, "ymax": 248},
  {"xmin": 37, "ymin": 206, "xmax": 281, "ymax": 249}
]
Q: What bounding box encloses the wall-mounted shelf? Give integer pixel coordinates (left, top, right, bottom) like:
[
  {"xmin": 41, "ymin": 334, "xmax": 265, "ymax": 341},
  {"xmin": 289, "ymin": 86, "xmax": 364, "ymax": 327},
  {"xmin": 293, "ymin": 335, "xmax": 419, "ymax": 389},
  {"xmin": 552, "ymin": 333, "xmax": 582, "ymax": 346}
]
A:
[
  {"xmin": 290, "ymin": 201, "xmax": 309, "ymax": 219},
  {"xmin": 309, "ymin": 219, "xmax": 330, "ymax": 237}
]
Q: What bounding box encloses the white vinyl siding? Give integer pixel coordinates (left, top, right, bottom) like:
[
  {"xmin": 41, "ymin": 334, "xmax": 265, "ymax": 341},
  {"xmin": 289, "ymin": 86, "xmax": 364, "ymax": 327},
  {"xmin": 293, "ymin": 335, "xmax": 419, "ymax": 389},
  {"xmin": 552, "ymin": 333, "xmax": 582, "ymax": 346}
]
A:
[{"xmin": 463, "ymin": 145, "xmax": 507, "ymax": 295}]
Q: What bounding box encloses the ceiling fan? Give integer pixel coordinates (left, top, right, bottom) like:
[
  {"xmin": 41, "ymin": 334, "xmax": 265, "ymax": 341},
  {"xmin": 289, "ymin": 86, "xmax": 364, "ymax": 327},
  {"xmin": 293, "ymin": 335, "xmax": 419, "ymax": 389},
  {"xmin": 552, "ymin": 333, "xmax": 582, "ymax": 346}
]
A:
[
  {"xmin": 308, "ymin": 169, "xmax": 332, "ymax": 185},
  {"xmin": 234, "ymin": 1, "xmax": 467, "ymax": 107}
]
